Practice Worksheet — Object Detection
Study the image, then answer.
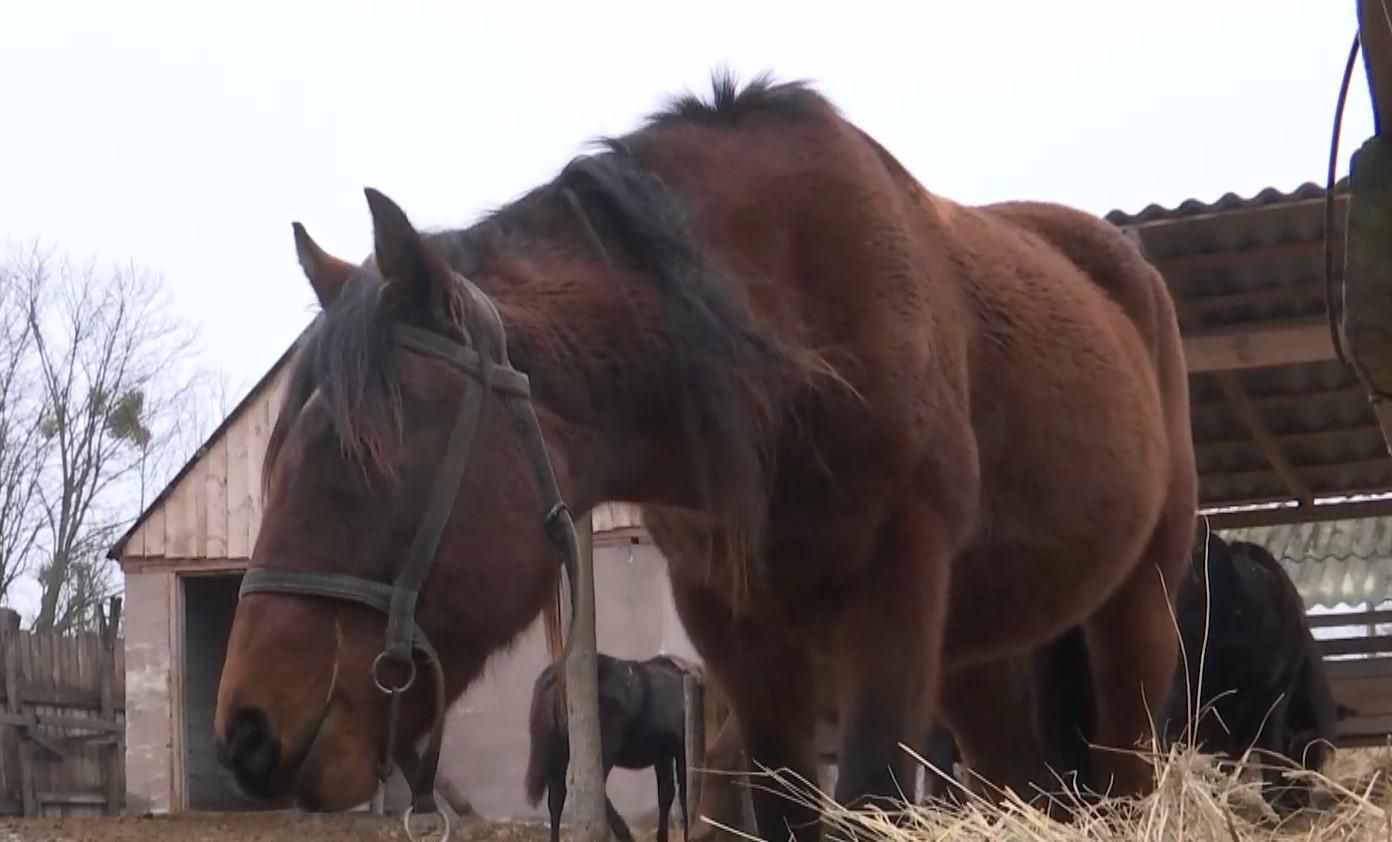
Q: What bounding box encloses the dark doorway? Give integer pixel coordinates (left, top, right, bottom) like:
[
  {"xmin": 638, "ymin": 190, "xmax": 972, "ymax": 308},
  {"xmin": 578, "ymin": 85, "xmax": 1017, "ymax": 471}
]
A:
[{"xmin": 181, "ymin": 573, "xmax": 267, "ymax": 811}]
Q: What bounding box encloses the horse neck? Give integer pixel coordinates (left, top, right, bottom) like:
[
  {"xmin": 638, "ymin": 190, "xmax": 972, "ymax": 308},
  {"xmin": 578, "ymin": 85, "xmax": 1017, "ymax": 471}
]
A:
[{"xmin": 488, "ymin": 260, "xmax": 764, "ymax": 516}]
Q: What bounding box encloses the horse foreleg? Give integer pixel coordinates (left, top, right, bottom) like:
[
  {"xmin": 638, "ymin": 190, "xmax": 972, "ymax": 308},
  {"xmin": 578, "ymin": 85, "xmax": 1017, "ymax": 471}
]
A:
[
  {"xmin": 670, "ymin": 584, "xmax": 821, "ymax": 842},
  {"xmin": 937, "ymin": 657, "xmax": 1054, "ymax": 807},
  {"xmin": 833, "ymin": 511, "xmax": 951, "ymax": 816},
  {"xmin": 1081, "ymin": 560, "xmax": 1182, "ymax": 798}
]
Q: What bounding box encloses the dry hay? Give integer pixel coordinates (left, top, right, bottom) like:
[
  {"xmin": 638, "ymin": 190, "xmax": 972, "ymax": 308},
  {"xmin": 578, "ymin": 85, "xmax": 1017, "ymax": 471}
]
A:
[{"xmin": 702, "ymin": 743, "xmax": 1392, "ymax": 842}]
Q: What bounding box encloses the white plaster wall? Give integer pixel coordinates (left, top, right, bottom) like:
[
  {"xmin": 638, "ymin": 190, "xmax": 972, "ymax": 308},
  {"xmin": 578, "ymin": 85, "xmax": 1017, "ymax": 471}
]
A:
[
  {"xmin": 436, "ymin": 541, "xmax": 699, "ymax": 825},
  {"xmin": 123, "ymin": 570, "xmax": 174, "ymax": 815},
  {"xmin": 122, "ymin": 540, "xmax": 701, "ymax": 823}
]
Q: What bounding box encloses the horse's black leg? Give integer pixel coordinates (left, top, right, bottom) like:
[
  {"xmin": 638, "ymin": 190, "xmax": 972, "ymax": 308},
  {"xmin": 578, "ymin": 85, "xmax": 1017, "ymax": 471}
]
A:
[
  {"xmin": 917, "ymin": 724, "xmax": 958, "ymax": 804},
  {"xmin": 1256, "ymin": 699, "xmax": 1307, "ymax": 813},
  {"xmin": 547, "ymin": 773, "xmax": 567, "ymax": 842},
  {"xmin": 655, "ymin": 754, "xmax": 677, "ymax": 842},
  {"xmin": 605, "ymin": 794, "xmax": 636, "ymax": 842},
  {"xmin": 675, "ymin": 745, "xmax": 691, "ymax": 842}
]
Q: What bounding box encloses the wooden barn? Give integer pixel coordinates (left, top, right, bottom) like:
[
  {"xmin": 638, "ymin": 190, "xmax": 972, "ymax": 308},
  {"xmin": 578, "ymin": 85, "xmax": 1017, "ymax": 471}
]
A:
[
  {"xmin": 106, "ymin": 348, "xmax": 693, "ymax": 818},
  {"xmin": 105, "ymin": 178, "xmax": 1392, "ymax": 817}
]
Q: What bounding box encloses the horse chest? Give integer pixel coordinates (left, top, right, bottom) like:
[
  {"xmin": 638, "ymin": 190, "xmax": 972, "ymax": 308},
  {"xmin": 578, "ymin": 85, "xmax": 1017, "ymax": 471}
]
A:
[{"xmin": 765, "ymin": 510, "xmax": 882, "ymax": 583}]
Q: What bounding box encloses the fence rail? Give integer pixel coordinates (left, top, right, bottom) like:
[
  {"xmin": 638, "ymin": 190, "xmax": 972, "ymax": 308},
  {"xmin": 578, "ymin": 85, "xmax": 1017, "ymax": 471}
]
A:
[{"xmin": 0, "ymin": 598, "xmax": 125, "ymax": 817}]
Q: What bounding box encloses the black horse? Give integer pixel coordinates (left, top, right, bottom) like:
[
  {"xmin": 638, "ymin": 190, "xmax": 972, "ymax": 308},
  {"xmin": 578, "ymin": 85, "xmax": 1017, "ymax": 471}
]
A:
[
  {"xmin": 1158, "ymin": 530, "xmax": 1353, "ymax": 810},
  {"xmin": 936, "ymin": 528, "xmax": 1353, "ymax": 813},
  {"xmin": 525, "ymin": 652, "xmax": 693, "ymax": 842}
]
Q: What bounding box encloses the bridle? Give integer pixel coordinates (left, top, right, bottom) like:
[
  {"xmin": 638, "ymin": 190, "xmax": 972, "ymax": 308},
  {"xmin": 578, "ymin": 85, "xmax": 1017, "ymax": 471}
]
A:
[{"xmin": 237, "ymin": 278, "xmax": 583, "ymax": 842}]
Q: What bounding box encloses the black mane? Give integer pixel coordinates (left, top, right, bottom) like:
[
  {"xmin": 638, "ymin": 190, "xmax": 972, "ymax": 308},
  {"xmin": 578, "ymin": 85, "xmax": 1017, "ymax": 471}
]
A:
[
  {"xmin": 266, "ymin": 73, "xmax": 833, "ymax": 543},
  {"xmin": 647, "ymin": 69, "xmax": 829, "ymax": 127}
]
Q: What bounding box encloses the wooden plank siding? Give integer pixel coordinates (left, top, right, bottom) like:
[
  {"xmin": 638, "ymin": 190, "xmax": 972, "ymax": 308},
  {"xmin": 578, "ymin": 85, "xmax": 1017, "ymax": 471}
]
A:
[
  {"xmin": 119, "ymin": 358, "xmax": 644, "ymax": 570},
  {"xmin": 121, "ymin": 366, "xmax": 285, "ymax": 566}
]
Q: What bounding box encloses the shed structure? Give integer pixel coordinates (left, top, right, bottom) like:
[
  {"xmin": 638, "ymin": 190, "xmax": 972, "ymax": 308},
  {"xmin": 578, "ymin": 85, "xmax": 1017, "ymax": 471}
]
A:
[{"xmin": 109, "ymin": 178, "xmax": 1392, "ymax": 815}]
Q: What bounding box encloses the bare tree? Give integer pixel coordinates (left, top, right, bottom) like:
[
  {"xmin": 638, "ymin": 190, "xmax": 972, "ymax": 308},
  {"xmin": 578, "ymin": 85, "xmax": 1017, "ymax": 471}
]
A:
[
  {"xmin": 3, "ymin": 241, "xmax": 208, "ymax": 633},
  {"xmin": 0, "ymin": 250, "xmax": 49, "ymax": 604}
]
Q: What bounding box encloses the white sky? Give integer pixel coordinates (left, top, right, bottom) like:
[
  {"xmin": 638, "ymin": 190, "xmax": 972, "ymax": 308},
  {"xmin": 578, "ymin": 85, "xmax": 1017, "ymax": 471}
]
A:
[{"xmin": 0, "ymin": 1, "xmax": 1378, "ymax": 615}]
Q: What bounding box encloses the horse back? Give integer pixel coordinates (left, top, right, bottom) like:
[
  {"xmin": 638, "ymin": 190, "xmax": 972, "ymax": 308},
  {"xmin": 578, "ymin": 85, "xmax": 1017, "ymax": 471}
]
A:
[{"xmin": 980, "ymin": 201, "xmax": 1169, "ymax": 360}]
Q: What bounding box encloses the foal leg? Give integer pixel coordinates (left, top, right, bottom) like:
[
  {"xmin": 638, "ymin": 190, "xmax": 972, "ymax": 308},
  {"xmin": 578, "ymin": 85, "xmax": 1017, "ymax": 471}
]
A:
[
  {"xmin": 676, "ymin": 744, "xmax": 691, "ymax": 841},
  {"xmin": 834, "ymin": 511, "xmax": 951, "ymax": 815},
  {"xmin": 605, "ymin": 793, "xmax": 636, "ymax": 842},
  {"xmin": 656, "ymin": 756, "xmax": 677, "ymax": 842},
  {"xmin": 547, "ymin": 775, "xmax": 567, "ymax": 842}
]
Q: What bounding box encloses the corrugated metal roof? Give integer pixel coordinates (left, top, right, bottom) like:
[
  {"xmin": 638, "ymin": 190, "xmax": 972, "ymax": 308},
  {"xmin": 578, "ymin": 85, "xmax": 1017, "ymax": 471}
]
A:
[
  {"xmin": 1222, "ymin": 516, "xmax": 1392, "ymax": 609},
  {"xmin": 1108, "ymin": 178, "xmax": 1392, "ymax": 517},
  {"xmin": 1104, "ymin": 179, "xmax": 1348, "ymax": 228}
]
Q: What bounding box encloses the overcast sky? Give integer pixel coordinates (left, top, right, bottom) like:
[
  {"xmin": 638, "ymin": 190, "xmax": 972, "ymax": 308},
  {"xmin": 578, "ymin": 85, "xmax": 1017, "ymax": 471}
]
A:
[{"xmin": 0, "ymin": 1, "xmax": 1377, "ymax": 614}]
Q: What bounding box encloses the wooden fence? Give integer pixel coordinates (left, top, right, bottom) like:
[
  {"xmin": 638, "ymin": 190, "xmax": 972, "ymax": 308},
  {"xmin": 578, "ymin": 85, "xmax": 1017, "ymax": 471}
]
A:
[
  {"xmin": 0, "ymin": 598, "xmax": 125, "ymax": 817},
  {"xmin": 1310, "ymin": 607, "xmax": 1392, "ymax": 747}
]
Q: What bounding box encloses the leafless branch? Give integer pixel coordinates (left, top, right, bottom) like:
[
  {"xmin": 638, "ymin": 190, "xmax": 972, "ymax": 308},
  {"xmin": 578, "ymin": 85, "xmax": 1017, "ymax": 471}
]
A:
[{"xmin": 1, "ymin": 239, "xmax": 220, "ymax": 633}]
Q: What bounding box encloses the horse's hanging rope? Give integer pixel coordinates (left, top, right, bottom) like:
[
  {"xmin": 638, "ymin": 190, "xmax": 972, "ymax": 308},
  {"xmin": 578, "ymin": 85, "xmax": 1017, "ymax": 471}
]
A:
[{"xmin": 1325, "ymin": 31, "xmax": 1361, "ymax": 376}]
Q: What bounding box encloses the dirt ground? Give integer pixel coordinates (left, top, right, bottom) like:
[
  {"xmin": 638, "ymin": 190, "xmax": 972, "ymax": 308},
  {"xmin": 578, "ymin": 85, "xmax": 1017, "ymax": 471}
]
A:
[
  {"xmin": 3, "ymin": 746, "xmax": 1391, "ymax": 841},
  {"xmin": 0, "ymin": 811, "xmax": 554, "ymax": 842}
]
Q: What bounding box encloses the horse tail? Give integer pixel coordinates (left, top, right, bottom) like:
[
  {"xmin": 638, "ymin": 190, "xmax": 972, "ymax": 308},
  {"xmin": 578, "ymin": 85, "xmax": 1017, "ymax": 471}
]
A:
[{"xmin": 525, "ymin": 664, "xmax": 567, "ymax": 807}]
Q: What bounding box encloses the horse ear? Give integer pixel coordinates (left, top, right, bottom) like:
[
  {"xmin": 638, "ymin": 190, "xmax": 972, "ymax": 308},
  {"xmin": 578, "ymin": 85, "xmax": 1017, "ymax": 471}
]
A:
[
  {"xmin": 363, "ymin": 187, "xmax": 447, "ymax": 310},
  {"xmin": 292, "ymin": 223, "xmax": 357, "ymax": 308}
]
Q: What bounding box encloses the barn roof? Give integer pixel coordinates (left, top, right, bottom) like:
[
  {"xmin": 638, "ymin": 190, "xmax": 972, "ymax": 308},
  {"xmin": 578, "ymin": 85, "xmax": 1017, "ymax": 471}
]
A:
[
  {"xmin": 109, "ymin": 177, "xmax": 1392, "ymax": 561},
  {"xmin": 1111, "ymin": 178, "xmax": 1392, "ymax": 528},
  {"xmin": 1223, "ymin": 516, "xmax": 1392, "ymax": 609}
]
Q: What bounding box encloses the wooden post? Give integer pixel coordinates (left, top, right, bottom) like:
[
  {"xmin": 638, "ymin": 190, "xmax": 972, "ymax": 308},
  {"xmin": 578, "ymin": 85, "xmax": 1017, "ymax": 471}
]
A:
[
  {"xmin": 0, "ymin": 608, "xmax": 35, "ymax": 817},
  {"xmin": 682, "ymin": 673, "xmax": 705, "ymax": 830},
  {"xmin": 99, "ymin": 597, "xmax": 123, "ymax": 816},
  {"xmin": 562, "ymin": 512, "xmax": 607, "ymax": 842},
  {"xmin": 739, "ymin": 771, "xmax": 756, "ymax": 839}
]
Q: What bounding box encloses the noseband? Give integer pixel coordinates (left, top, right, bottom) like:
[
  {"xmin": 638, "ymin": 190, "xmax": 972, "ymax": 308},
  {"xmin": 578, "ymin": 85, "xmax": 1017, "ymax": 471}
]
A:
[{"xmin": 237, "ymin": 281, "xmax": 582, "ymax": 842}]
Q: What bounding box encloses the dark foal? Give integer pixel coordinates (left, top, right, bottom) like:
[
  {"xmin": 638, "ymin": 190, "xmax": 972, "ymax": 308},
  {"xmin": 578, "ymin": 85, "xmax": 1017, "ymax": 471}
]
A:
[
  {"xmin": 933, "ymin": 529, "xmax": 1353, "ymax": 815},
  {"xmin": 525, "ymin": 653, "xmax": 692, "ymax": 842},
  {"xmin": 214, "ymin": 72, "xmax": 1196, "ymax": 842},
  {"xmin": 1159, "ymin": 531, "xmax": 1350, "ymax": 811}
]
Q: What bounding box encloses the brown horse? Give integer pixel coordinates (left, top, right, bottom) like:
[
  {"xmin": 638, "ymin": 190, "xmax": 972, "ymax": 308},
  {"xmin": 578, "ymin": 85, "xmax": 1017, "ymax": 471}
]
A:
[{"xmin": 213, "ymin": 73, "xmax": 1197, "ymax": 842}]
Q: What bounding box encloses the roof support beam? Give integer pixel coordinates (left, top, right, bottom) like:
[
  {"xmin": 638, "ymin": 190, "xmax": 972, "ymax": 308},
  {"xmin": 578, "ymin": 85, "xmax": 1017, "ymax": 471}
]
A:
[
  {"xmin": 1203, "ymin": 495, "xmax": 1392, "ymax": 529},
  {"xmin": 1183, "ymin": 319, "xmax": 1336, "ymax": 373},
  {"xmin": 1212, "ymin": 371, "xmax": 1313, "ymax": 506}
]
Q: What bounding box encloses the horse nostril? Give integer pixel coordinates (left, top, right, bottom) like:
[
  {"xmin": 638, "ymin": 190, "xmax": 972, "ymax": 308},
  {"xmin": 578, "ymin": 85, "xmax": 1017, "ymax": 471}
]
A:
[{"xmin": 221, "ymin": 706, "xmax": 281, "ymax": 787}]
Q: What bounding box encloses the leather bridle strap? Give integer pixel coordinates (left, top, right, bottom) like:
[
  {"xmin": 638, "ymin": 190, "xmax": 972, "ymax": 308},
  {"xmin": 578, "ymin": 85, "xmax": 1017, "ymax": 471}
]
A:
[{"xmin": 380, "ymin": 331, "xmax": 489, "ymax": 668}]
